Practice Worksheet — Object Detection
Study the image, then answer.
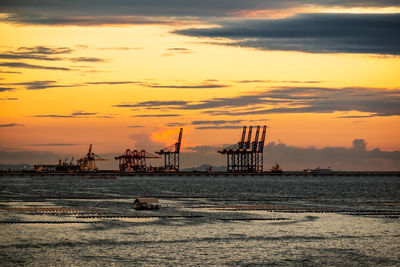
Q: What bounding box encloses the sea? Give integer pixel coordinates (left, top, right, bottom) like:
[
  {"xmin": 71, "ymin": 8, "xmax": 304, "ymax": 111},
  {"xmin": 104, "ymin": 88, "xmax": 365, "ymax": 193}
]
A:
[{"xmin": 1, "ymin": 174, "xmax": 399, "ymax": 266}]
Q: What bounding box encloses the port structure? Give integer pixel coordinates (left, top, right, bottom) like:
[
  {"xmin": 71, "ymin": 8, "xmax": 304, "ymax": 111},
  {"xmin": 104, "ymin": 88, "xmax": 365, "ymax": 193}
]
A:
[
  {"xmin": 218, "ymin": 126, "xmax": 267, "ymax": 172},
  {"xmin": 77, "ymin": 144, "xmax": 107, "ymax": 171},
  {"xmin": 115, "ymin": 149, "xmax": 160, "ymax": 172},
  {"xmin": 155, "ymin": 128, "xmax": 183, "ymax": 171}
]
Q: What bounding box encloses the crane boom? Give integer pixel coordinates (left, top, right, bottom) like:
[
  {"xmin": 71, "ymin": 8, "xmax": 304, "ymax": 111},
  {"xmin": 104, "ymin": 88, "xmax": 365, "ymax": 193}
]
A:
[
  {"xmin": 245, "ymin": 126, "xmax": 252, "ymax": 149},
  {"xmin": 239, "ymin": 126, "xmax": 246, "ymax": 149},
  {"xmin": 176, "ymin": 128, "xmax": 183, "ymax": 152},
  {"xmin": 259, "ymin": 126, "xmax": 267, "ymax": 152},
  {"xmin": 252, "ymin": 126, "xmax": 260, "ymax": 151}
]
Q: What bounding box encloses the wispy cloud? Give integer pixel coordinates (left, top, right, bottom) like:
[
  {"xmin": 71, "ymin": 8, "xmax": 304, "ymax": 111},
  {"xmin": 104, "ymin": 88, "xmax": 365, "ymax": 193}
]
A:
[
  {"xmin": 0, "ymin": 87, "xmax": 14, "ymax": 92},
  {"xmin": 195, "ymin": 125, "xmax": 245, "ymax": 130},
  {"xmin": 98, "ymin": 47, "xmax": 143, "ymax": 51},
  {"xmin": 0, "ymin": 53, "xmax": 62, "ymax": 61},
  {"xmin": 0, "ymin": 46, "xmax": 72, "ymax": 61},
  {"xmin": 17, "ymin": 46, "xmax": 73, "ymax": 55},
  {"xmin": 71, "ymin": 112, "xmax": 97, "ymax": 116},
  {"xmin": 32, "ymin": 111, "xmax": 97, "ymax": 118},
  {"xmin": 236, "ymin": 80, "xmax": 321, "ymax": 84},
  {"xmin": 0, "ymin": 123, "xmax": 24, "ymax": 127},
  {"xmin": 86, "ymin": 81, "xmax": 140, "ymax": 85},
  {"xmin": 146, "ymin": 83, "xmax": 228, "ymax": 89},
  {"xmin": 132, "ymin": 114, "xmax": 181, "ymax": 117},
  {"xmin": 165, "ymin": 122, "xmax": 187, "ymax": 127},
  {"xmin": 162, "ymin": 47, "xmax": 193, "ymax": 57},
  {"xmin": 192, "ymin": 120, "xmax": 242, "ymax": 125},
  {"xmin": 0, "ymin": 80, "xmax": 76, "ymax": 90},
  {"xmin": 0, "ymin": 62, "xmax": 71, "ymax": 71},
  {"xmin": 114, "ymin": 101, "xmax": 189, "ymax": 108},
  {"xmin": 128, "ymin": 125, "xmax": 144, "ymax": 128},
  {"xmin": 69, "ymin": 57, "xmax": 106, "ymax": 62},
  {"xmin": 0, "ymin": 70, "xmax": 22, "ymax": 74}
]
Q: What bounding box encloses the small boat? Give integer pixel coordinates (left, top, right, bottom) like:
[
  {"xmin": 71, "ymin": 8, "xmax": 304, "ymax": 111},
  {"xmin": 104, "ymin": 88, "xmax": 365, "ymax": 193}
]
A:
[{"xmin": 134, "ymin": 198, "xmax": 160, "ymax": 210}]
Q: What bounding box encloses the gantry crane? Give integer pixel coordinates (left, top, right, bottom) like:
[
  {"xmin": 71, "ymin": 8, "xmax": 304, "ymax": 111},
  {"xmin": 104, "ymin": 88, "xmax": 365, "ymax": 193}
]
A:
[
  {"xmin": 218, "ymin": 126, "xmax": 266, "ymax": 172},
  {"xmin": 155, "ymin": 128, "xmax": 183, "ymax": 171},
  {"xmin": 77, "ymin": 144, "xmax": 107, "ymax": 172},
  {"xmin": 115, "ymin": 149, "xmax": 160, "ymax": 172}
]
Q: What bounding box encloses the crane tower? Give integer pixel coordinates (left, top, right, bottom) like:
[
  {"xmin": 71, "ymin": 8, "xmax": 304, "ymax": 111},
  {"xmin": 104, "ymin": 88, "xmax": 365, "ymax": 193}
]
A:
[
  {"xmin": 156, "ymin": 128, "xmax": 183, "ymax": 171},
  {"xmin": 77, "ymin": 144, "xmax": 107, "ymax": 171}
]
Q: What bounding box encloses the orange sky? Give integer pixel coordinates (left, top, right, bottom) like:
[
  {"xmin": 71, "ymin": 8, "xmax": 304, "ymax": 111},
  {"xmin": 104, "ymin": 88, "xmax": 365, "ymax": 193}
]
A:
[{"xmin": 0, "ymin": 2, "xmax": 399, "ymax": 169}]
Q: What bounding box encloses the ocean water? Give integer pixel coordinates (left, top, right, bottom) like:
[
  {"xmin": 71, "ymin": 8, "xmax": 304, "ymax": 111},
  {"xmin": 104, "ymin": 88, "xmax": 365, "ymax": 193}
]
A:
[{"xmin": 0, "ymin": 174, "xmax": 399, "ymax": 266}]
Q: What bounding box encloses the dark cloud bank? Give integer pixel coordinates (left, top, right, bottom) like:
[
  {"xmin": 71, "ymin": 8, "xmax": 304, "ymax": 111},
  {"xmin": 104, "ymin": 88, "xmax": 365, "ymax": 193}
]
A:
[
  {"xmin": 1, "ymin": 0, "xmax": 399, "ymax": 25},
  {"xmin": 176, "ymin": 13, "xmax": 400, "ymax": 55},
  {"xmin": 183, "ymin": 139, "xmax": 400, "ymax": 171}
]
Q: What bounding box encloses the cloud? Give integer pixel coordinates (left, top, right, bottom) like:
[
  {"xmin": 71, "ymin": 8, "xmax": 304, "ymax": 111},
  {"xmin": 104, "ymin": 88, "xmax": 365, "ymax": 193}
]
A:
[
  {"xmin": 0, "ymin": 62, "xmax": 71, "ymax": 71},
  {"xmin": 0, "ymin": 53, "xmax": 62, "ymax": 61},
  {"xmin": 0, "ymin": 80, "xmax": 76, "ymax": 90},
  {"xmin": 0, "ymin": 70, "xmax": 22, "ymax": 74},
  {"xmin": 337, "ymin": 115, "xmax": 375, "ymax": 118},
  {"xmin": 2, "ymin": 1, "xmax": 400, "ymax": 26},
  {"xmin": 113, "ymin": 86, "xmax": 400, "ymax": 117},
  {"xmin": 32, "ymin": 112, "xmax": 97, "ymax": 118},
  {"xmin": 146, "ymin": 83, "xmax": 228, "ymax": 89},
  {"xmin": 132, "ymin": 114, "xmax": 181, "ymax": 117},
  {"xmin": 191, "ymin": 119, "xmax": 243, "ymax": 129},
  {"xmin": 69, "ymin": 57, "xmax": 106, "ymax": 62},
  {"xmin": 32, "ymin": 115, "xmax": 75, "ymax": 118},
  {"xmin": 0, "ymin": 97, "xmax": 18, "ymax": 100},
  {"xmin": 176, "ymin": 13, "xmax": 400, "ymax": 55},
  {"xmin": 96, "ymin": 115, "xmax": 114, "ymax": 118},
  {"xmin": 167, "ymin": 48, "xmax": 190, "ymax": 51},
  {"xmin": 195, "ymin": 125, "xmax": 246, "ymax": 130},
  {"xmin": 128, "ymin": 125, "xmax": 144, "ymax": 128},
  {"xmin": 98, "ymin": 47, "xmax": 143, "ymax": 51},
  {"xmin": 71, "ymin": 112, "xmax": 97, "ymax": 116},
  {"xmin": 165, "ymin": 122, "xmax": 187, "ymax": 127},
  {"xmin": 86, "ymin": 81, "xmax": 140, "ymax": 85},
  {"xmin": 212, "ymin": 86, "xmax": 400, "ymax": 117},
  {"xmin": 236, "ymin": 80, "xmax": 321, "ymax": 84},
  {"xmin": 0, "ymin": 46, "xmax": 73, "ymax": 62},
  {"xmin": 162, "ymin": 47, "xmax": 193, "ymax": 57},
  {"xmin": 0, "ymin": 87, "xmax": 14, "ymax": 92},
  {"xmin": 3, "ymin": 14, "xmax": 183, "ymax": 26},
  {"xmin": 114, "ymin": 100, "xmax": 189, "ymax": 108},
  {"xmin": 192, "ymin": 120, "xmax": 242, "ymax": 125},
  {"xmin": 17, "ymin": 46, "xmax": 73, "ymax": 55},
  {"xmin": 0, "ymin": 123, "xmax": 24, "ymax": 127}
]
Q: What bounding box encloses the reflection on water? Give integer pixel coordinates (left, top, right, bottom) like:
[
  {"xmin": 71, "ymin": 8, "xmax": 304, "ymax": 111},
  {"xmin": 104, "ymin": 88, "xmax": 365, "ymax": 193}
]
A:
[{"xmin": 0, "ymin": 175, "xmax": 399, "ymax": 266}]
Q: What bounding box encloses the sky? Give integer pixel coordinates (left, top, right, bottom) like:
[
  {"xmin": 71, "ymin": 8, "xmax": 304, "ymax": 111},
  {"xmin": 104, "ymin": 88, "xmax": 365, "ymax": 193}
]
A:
[{"xmin": 0, "ymin": 0, "xmax": 399, "ymax": 170}]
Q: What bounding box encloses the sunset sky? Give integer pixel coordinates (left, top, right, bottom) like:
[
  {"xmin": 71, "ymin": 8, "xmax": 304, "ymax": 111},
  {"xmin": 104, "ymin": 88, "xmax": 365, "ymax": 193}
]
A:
[{"xmin": 0, "ymin": 1, "xmax": 399, "ymax": 170}]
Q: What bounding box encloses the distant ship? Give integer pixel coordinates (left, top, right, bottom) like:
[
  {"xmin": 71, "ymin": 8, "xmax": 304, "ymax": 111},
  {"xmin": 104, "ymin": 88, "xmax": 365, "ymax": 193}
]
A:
[
  {"xmin": 270, "ymin": 163, "xmax": 283, "ymax": 173},
  {"xmin": 303, "ymin": 167, "xmax": 332, "ymax": 173}
]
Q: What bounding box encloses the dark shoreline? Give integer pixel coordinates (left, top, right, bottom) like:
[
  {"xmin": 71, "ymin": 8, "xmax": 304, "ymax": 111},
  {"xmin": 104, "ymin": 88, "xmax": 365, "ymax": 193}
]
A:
[{"xmin": 1, "ymin": 171, "xmax": 399, "ymax": 177}]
